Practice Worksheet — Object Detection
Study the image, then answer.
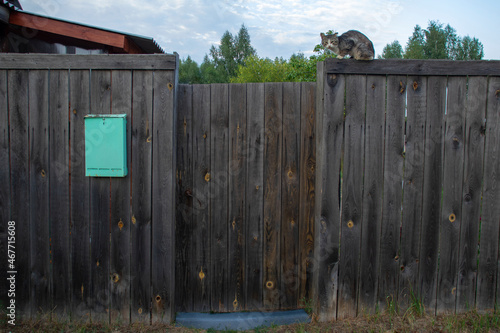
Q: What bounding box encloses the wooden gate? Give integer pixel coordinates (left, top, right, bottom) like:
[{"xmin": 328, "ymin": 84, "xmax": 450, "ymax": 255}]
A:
[{"xmin": 175, "ymin": 82, "xmax": 316, "ymax": 312}]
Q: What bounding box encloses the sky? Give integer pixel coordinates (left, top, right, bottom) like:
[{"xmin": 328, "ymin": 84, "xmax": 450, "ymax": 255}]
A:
[{"xmin": 18, "ymin": 0, "xmax": 500, "ymax": 63}]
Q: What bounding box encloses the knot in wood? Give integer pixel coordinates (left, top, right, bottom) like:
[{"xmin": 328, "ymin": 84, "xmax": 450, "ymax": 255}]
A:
[
  {"xmin": 399, "ymin": 81, "xmax": 406, "ymax": 95},
  {"xmin": 413, "ymin": 81, "xmax": 419, "ymax": 91},
  {"xmin": 168, "ymin": 83, "xmax": 174, "ymax": 91},
  {"xmin": 347, "ymin": 220, "xmax": 354, "ymax": 228},
  {"xmin": 112, "ymin": 273, "xmax": 120, "ymax": 283},
  {"xmin": 449, "ymin": 213, "xmax": 456, "ymax": 223},
  {"xmin": 266, "ymin": 281, "xmax": 274, "ymax": 289},
  {"xmin": 118, "ymin": 219, "xmax": 124, "ymax": 230},
  {"xmin": 155, "ymin": 295, "xmax": 162, "ymax": 303}
]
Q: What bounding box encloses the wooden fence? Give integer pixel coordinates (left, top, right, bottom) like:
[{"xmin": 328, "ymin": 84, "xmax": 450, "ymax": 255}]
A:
[
  {"xmin": 0, "ymin": 54, "xmax": 178, "ymax": 323},
  {"xmin": 315, "ymin": 59, "xmax": 500, "ymax": 320},
  {"xmin": 2, "ymin": 55, "xmax": 500, "ymax": 325},
  {"xmin": 175, "ymin": 82, "xmax": 316, "ymax": 313}
]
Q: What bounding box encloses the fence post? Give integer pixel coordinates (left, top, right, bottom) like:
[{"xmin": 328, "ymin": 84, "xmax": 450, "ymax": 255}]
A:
[
  {"xmin": 313, "ymin": 61, "xmax": 344, "ymax": 321},
  {"xmin": 151, "ymin": 53, "xmax": 179, "ymax": 323}
]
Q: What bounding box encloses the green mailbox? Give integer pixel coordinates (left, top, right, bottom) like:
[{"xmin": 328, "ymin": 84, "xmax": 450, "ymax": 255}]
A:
[{"xmin": 84, "ymin": 114, "xmax": 127, "ymax": 177}]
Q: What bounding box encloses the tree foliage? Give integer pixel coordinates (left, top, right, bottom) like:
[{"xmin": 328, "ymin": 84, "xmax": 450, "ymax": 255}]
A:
[
  {"xmin": 381, "ymin": 21, "xmax": 484, "ymax": 60},
  {"xmin": 380, "ymin": 41, "xmax": 403, "ymax": 59},
  {"xmin": 179, "ymin": 24, "xmax": 256, "ymax": 84}
]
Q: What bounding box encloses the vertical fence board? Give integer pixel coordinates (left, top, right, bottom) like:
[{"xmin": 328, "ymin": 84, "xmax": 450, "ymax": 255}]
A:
[
  {"xmin": 0, "ymin": 70, "xmax": 9, "ymax": 312},
  {"xmin": 191, "ymin": 84, "xmax": 211, "ymax": 312},
  {"xmin": 399, "ymin": 76, "xmax": 427, "ymax": 308},
  {"xmin": 338, "ymin": 75, "xmax": 366, "ymax": 319},
  {"xmin": 281, "ymin": 82, "xmax": 301, "ymax": 309},
  {"xmin": 89, "ymin": 69, "xmax": 111, "ymax": 323},
  {"xmin": 70, "ymin": 70, "xmax": 91, "ymax": 322},
  {"xmin": 358, "ymin": 75, "xmax": 385, "ymax": 314},
  {"xmin": 263, "ymin": 82, "xmax": 283, "ymax": 309},
  {"xmin": 378, "ymin": 75, "xmax": 406, "ymax": 309},
  {"xmin": 110, "ymin": 70, "xmax": 132, "ymax": 323},
  {"xmin": 437, "ymin": 76, "xmax": 467, "ymax": 313},
  {"xmin": 228, "ymin": 83, "xmax": 247, "ymax": 311},
  {"xmin": 29, "ymin": 70, "xmax": 51, "ymax": 318},
  {"xmin": 131, "ymin": 70, "xmax": 153, "ymax": 322},
  {"xmin": 175, "ymin": 84, "xmax": 193, "ymax": 312},
  {"xmin": 151, "ymin": 69, "xmax": 177, "ymax": 323},
  {"xmin": 9, "ymin": 70, "xmax": 30, "ymax": 319},
  {"xmin": 419, "ymin": 76, "xmax": 446, "ymax": 313},
  {"xmin": 49, "ymin": 69, "xmax": 70, "ymax": 319},
  {"xmin": 210, "ymin": 83, "xmax": 229, "ymax": 311},
  {"xmin": 245, "ymin": 83, "xmax": 265, "ymax": 311},
  {"xmin": 477, "ymin": 77, "xmax": 500, "ymax": 310},
  {"xmin": 314, "ymin": 68, "xmax": 345, "ymax": 321},
  {"xmin": 298, "ymin": 82, "xmax": 315, "ymax": 304},
  {"xmin": 456, "ymin": 76, "xmax": 487, "ymax": 311}
]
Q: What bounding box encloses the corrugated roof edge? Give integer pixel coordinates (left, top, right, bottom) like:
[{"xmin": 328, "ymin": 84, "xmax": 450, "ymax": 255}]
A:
[
  {"xmin": 13, "ymin": 9, "xmax": 165, "ymax": 54},
  {"xmin": 2, "ymin": 0, "xmax": 22, "ymax": 10}
]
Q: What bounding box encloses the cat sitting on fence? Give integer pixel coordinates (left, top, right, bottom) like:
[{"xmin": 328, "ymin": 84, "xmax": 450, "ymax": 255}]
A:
[{"xmin": 320, "ymin": 30, "xmax": 375, "ymax": 60}]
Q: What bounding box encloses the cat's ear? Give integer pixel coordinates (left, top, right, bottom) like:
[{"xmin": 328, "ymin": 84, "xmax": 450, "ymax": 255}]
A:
[
  {"xmin": 320, "ymin": 33, "xmax": 325, "ymax": 38},
  {"xmin": 333, "ymin": 32, "xmax": 338, "ymax": 37}
]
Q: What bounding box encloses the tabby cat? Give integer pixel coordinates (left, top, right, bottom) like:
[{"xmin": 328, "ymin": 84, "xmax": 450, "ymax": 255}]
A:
[{"xmin": 320, "ymin": 30, "xmax": 375, "ymax": 60}]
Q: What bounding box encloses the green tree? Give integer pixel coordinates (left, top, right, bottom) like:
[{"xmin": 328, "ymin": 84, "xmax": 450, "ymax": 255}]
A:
[
  {"xmin": 456, "ymin": 36, "xmax": 484, "ymax": 60},
  {"xmin": 179, "ymin": 56, "xmax": 202, "ymax": 84},
  {"xmin": 380, "ymin": 41, "xmax": 403, "ymax": 59},
  {"xmin": 404, "ymin": 25, "xmax": 425, "ymax": 59},
  {"xmin": 200, "ymin": 55, "xmax": 225, "ymax": 84},
  {"xmin": 403, "ymin": 21, "xmax": 484, "ymax": 60},
  {"xmin": 206, "ymin": 24, "xmax": 256, "ymax": 83},
  {"xmin": 231, "ymin": 56, "xmax": 288, "ymax": 83}
]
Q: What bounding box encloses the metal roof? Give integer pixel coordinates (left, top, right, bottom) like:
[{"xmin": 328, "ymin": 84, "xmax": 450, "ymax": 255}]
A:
[{"xmin": 2, "ymin": 0, "xmax": 22, "ymax": 10}]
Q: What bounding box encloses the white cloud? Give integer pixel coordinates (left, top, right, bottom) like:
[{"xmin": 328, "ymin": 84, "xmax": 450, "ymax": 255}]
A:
[{"xmin": 18, "ymin": 0, "xmax": 500, "ymax": 61}]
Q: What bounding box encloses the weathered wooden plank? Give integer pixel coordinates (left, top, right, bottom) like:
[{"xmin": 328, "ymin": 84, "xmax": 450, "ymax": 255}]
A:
[
  {"xmin": 190, "ymin": 84, "xmax": 211, "ymax": 312},
  {"xmin": 378, "ymin": 75, "xmax": 406, "ymax": 309},
  {"xmin": 151, "ymin": 68, "xmax": 177, "ymax": 323},
  {"xmin": 228, "ymin": 83, "xmax": 247, "ymax": 311},
  {"xmin": 419, "ymin": 76, "xmax": 446, "ymax": 313},
  {"xmin": 110, "ymin": 70, "xmax": 132, "ymax": 323},
  {"xmin": 314, "ymin": 66, "xmax": 345, "ymax": 321},
  {"xmin": 245, "ymin": 83, "xmax": 265, "ymax": 311},
  {"xmin": 456, "ymin": 76, "xmax": 487, "ymax": 311},
  {"xmin": 281, "ymin": 82, "xmax": 301, "ymax": 309},
  {"xmin": 175, "ymin": 84, "xmax": 193, "ymax": 313},
  {"xmin": 477, "ymin": 76, "xmax": 500, "ymax": 310},
  {"xmin": 298, "ymin": 82, "xmax": 315, "ymax": 304},
  {"xmin": 89, "ymin": 69, "xmax": 111, "ymax": 323},
  {"xmin": 9, "ymin": 70, "xmax": 30, "ymax": 319},
  {"xmin": 263, "ymin": 82, "xmax": 283, "ymax": 309},
  {"xmin": 70, "ymin": 69, "xmax": 91, "ymax": 322},
  {"xmin": 337, "ymin": 75, "xmax": 366, "ymax": 319},
  {"xmin": 29, "ymin": 70, "xmax": 51, "ymax": 318},
  {"xmin": 358, "ymin": 75, "xmax": 385, "ymax": 314},
  {"xmin": 0, "ymin": 70, "xmax": 9, "ymax": 312},
  {"xmin": 49, "ymin": 69, "xmax": 70, "ymax": 320},
  {"xmin": 436, "ymin": 77, "xmax": 467, "ymax": 313},
  {"xmin": 8, "ymin": 70, "xmax": 30, "ymax": 319},
  {"xmin": 0, "ymin": 54, "xmax": 177, "ymax": 70},
  {"xmin": 399, "ymin": 76, "xmax": 427, "ymax": 308},
  {"xmin": 324, "ymin": 59, "xmax": 500, "ymax": 76},
  {"xmin": 210, "ymin": 83, "xmax": 229, "ymax": 312},
  {"xmin": 130, "ymin": 70, "xmax": 153, "ymax": 322}
]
